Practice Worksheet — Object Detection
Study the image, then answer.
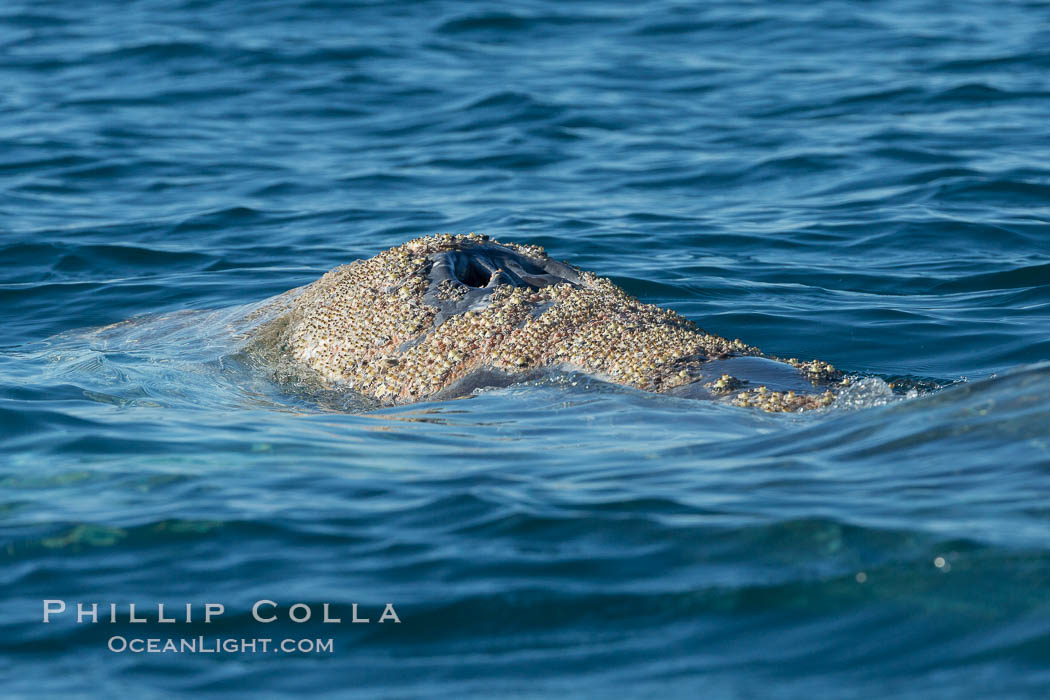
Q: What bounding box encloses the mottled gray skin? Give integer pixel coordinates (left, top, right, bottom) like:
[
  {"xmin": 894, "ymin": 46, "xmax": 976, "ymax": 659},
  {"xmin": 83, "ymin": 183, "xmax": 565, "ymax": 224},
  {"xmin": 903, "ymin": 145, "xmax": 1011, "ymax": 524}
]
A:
[{"xmin": 250, "ymin": 234, "xmax": 843, "ymax": 411}]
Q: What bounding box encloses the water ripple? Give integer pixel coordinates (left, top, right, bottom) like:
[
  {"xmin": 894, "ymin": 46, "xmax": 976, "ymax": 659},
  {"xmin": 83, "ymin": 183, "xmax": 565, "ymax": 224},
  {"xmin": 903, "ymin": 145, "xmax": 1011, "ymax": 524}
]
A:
[{"xmin": 3, "ymin": 0, "xmax": 1050, "ymax": 696}]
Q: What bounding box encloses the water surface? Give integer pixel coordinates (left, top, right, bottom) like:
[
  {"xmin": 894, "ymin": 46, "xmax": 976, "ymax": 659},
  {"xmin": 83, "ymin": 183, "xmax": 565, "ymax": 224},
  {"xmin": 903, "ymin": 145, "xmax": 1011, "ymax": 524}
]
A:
[{"xmin": 2, "ymin": 0, "xmax": 1050, "ymax": 697}]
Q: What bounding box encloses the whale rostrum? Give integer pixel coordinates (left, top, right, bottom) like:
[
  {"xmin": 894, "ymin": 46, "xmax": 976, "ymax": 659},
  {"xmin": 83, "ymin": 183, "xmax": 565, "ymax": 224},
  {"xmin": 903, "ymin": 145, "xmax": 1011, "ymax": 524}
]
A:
[{"xmin": 251, "ymin": 233, "xmax": 844, "ymax": 411}]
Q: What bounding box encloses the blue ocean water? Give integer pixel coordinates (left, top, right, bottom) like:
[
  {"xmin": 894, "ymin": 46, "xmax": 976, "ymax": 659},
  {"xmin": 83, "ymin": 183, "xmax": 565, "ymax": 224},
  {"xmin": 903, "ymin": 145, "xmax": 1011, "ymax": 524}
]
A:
[{"xmin": 2, "ymin": 0, "xmax": 1050, "ymax": 696}]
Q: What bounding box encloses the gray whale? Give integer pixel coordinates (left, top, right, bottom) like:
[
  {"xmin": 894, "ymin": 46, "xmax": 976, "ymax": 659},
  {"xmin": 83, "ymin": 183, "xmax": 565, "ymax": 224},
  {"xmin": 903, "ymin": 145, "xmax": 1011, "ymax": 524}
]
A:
[{"xmin": 250, "ymin": 234, "xmax": 843, "ymax": 411}]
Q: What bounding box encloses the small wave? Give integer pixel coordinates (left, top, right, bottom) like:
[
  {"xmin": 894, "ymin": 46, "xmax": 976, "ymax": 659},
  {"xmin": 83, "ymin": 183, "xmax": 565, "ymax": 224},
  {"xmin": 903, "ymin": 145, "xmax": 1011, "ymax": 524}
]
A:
[
  {"xmin": 435, "ymin": 11, "xmax": 606, "ymax": 36},
  {"xmin": 932, "ymin": 263, "xmax": 1050, "ymax": 293},
  {"xmin": 931, "ymin": 82, "xmax": 1046, "ymax": 103},
  {"xmin": 933, "ymin": 51, "xmax": 1050, "ymax": 72}
]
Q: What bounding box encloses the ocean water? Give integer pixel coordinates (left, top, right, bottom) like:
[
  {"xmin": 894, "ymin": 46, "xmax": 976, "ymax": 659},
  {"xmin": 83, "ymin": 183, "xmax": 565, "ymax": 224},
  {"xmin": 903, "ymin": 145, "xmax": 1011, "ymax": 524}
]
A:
[{"xmin": 2, "ymin": 0, "xmax": 1050, "ymax": 697}]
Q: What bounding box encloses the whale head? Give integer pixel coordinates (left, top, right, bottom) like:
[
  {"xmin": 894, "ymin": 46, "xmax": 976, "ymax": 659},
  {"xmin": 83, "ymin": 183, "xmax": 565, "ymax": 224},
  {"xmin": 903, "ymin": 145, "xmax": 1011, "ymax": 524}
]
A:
[{"xmin": 254, "ymin": 233, "xmax": 842, "ymax": 409}]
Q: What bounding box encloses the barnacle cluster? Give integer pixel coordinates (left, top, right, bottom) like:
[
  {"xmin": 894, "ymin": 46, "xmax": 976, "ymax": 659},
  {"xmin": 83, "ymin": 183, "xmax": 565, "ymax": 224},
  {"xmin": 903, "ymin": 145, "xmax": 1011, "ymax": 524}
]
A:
[
  {"xmin": 782, "ymin": 358, "xmax": 841, "ymax": 383},
  {"xmin": 707, "ymin": 374, "xmax": 747, "ymax": 395},
  {"xmin": 731, "ymin": 387, "xmax": 837, "ymax": 412},
  {"xmin": 256, "ymin": 233, "xmax": 843, "ymax": 411}
]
